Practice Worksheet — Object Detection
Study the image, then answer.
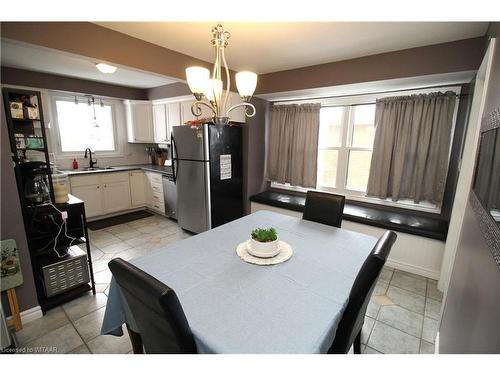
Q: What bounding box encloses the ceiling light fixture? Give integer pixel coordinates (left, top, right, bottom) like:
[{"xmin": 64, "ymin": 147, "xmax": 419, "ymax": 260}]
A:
[
  {"xmin": 186, "ymin": 24, "xmax": 257, "ymax": 125},
  {"xmin": 96, "ymin": 63, "xmax": 117, "ymax": 74}
]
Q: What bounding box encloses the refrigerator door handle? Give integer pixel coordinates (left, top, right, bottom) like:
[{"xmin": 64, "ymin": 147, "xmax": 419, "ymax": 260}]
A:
[{"xmin": 171, "ymin": 132, "xmax": 178, "ymax": 183}]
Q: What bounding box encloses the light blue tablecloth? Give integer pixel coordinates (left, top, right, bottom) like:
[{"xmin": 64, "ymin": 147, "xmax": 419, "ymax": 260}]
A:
[{"xmin": 101, "ymin": 210, "xmax": 377, "ymax": 353}]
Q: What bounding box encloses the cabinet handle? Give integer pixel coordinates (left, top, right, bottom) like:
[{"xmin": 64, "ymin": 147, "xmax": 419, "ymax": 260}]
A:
[
  {"xmin": 104, "ymin": 184, "xmax": 107, "ymax": 188},
  {"xmin": 97, "ymin": 186, "xmax": 100, "ymax": 189}
]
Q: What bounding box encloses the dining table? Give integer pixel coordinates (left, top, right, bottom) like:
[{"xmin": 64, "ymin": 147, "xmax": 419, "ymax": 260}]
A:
[{"xmin": 100, "ymin": 210, "xmax": 377, "ymax": 354}]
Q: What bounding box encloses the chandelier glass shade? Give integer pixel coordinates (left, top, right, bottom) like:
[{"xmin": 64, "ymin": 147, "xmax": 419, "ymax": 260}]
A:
[{"xmin": 185, "ymin": 24, "xmax": 257, "ymax": 125}]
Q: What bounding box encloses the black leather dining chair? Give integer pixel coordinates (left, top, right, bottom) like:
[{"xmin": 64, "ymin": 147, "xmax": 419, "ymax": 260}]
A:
[
  {"xmin": 328, "ymin": 230, "xmax": 397, "ymax": 354},
  {"xmin": 108, "ymin": 258, "xmax": 197, "ymax": 354},
  {"xmin": 302, "ymin": 191, "xmax": 345, "ymax": 228}
]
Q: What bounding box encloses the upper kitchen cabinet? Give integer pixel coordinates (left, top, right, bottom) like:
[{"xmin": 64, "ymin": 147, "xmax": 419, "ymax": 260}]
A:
[
  {"xmin": 125, "ymin": 100, "xmax": 154, "ymax": 143},
  {"xmin": 179, "ymin": 94, "xmax": 246, "ymax": 124},
  {"xmin": 180, "ymin": 99, "xmax": 197, "ymax": 124},
  {"xmin": 152, "ymin": 101, "xmax": 182, "ymax": 143},
  {"xmin": 166, "ymin": 102, "xmax": 181, "ymax": 129},
  {"xmin": 228, "ymin": 92, "xmax": 246, "ymax": 123},
  {"xmin": 152, "ymin": 103, "xmax": 168, "ymax": 143}
]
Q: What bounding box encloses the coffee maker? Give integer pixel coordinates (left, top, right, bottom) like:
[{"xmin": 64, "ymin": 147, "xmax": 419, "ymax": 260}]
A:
[{"xmin": 20, "ymin": 161, "xmax": 51, "ymax": 206}]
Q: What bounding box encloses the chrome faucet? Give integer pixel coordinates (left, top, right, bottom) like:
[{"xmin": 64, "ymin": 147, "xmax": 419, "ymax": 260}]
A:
[{"xmin": 84, "ymin": 148, "xmax": 97, "ymax": 168}]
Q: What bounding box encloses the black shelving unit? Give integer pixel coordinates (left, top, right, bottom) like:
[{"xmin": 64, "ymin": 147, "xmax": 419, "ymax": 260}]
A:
[{"xmin": 2, "ymin": 87, "xmax": 96, "ymax": 314}]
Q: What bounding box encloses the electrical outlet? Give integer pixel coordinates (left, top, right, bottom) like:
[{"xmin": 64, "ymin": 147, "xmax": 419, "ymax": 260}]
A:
[{"xmin": 61, "ymin": 211, "xmax": 68, "ymax": 220}]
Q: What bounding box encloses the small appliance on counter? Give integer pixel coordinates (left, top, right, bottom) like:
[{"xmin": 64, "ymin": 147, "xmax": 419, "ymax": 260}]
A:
[{"xmin": 19, "ymin": 161, "xmax": 51, "ymax": 206}]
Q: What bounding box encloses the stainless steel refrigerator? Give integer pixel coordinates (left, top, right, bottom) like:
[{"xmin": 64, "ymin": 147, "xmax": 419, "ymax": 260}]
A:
[{"xmin": 171, "ymin": 123, "xmax": 243, "ymax": 233}]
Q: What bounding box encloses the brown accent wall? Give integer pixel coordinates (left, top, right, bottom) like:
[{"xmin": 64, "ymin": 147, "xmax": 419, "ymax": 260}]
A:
[
  {"xmin": 255, "ymin": 37, "xmax": 486, "ymax": 94},
  {"xmin": 0, "ymin": 102, "xmax": 39, "ymax": 314},
  {"xmin": 147, "ymin": 82, "xmax": 191, "ymax": 100},
  {"xmin": 1, "ymin": 23, "xmax": 486, "ymax": 98},
  {"xmin": 1, "ymin": 67, "xmax": 148, "ymax": 100},
  {"xmin": 486, "ymin": 22, "xmax": 500, "ymax": 38},
  {"xmin": 439, "ymin": 39, "xmax": 500, "ymax": 353},
  {"xmin": 0, "ymin": 22, "xmax": 238, "ymax": 86}
]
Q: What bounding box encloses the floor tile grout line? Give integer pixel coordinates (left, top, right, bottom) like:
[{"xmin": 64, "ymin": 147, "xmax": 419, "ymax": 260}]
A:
[
  {"xmin": 372, "ymin": 315, "xmax": 428, "ymax": 342},
  {"xmin": 388, "ymin": 281, "xmax": 427, "ymax": 298},
  {"xmin": 370, "ymin": 288, "xmax": 439, "ymax": 343},
  {"xmin": 366, "ymin": 268, "xmax": 390, "ymax": 350},
  {"xmin": 14, "ymin": 308, "xmax": 70, "ymax": 348},
  {"xmin": 417, "ymin": 277, "xmax": 432, "ymax": 353},
  {"xmin": 364, "ymin": 345, "xmax": 382, "ymax": 354},
  {"xmin": 61, "ymin": 307, "xmax": 91, "ymax": 354}
]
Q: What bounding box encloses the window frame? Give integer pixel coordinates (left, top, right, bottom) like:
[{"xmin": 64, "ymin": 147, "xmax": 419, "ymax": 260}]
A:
[
  {"xmin": 316, "ymin": 104, "xmax": 376, "ymax": 193},
  {"xmin": 49, "ymin": 93, "xmax": 122, "ymax": 159},
  {"xmin": 270, "ymin": 85, "xmax": 462, "ymax": 214}
]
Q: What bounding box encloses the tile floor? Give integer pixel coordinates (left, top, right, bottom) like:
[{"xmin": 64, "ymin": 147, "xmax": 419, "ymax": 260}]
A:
[{"xmin": 12, "ymin": 214, "xmax": 442, "ymax": 354}]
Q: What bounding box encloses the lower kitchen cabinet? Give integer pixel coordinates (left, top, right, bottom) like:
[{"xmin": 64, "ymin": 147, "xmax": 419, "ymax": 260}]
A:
[
  {"xmin": 145, "ymin": 171, "xmax": 165, "ymax": 214},
  {"xmin": 69, "ymin": 170, "xmax": 169, "ymax": 219},
  {"xmin": 129, "ymin": 171, "xmax": 146, "ymax": 207},
  {"xmin": 100, "ymin": 172, "xmax": 132, "ymax": 214},
  {"xmin": 69, "ymin": 172, "xmax": 132, "ymax": 218},
  {"xmin": 70, "ymin": 184, "xmax": 103, "ymax": 217}
]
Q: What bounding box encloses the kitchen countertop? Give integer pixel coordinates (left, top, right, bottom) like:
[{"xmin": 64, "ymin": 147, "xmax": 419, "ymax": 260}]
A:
[{"xmin": 61, "ymin": 164, "xmax": 173, "ymax": 177}]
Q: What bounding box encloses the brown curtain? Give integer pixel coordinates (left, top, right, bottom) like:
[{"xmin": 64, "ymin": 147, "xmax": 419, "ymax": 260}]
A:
[
  {"xmin": 266, "ymin": 103, "xmax": 321, "ymax": 188},
  {"xmin": 366, "ymin": 91, "xmax": 456, "ymax": 204}
]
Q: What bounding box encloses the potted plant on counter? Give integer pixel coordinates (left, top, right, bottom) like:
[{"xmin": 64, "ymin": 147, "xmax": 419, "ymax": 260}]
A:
[{"xmin": 248, "ymin": 228, "xmax": 280, "ymax": 258}]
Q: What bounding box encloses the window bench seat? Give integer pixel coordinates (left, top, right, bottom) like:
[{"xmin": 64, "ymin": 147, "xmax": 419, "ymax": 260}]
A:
[{"xmin": 250, "ymin": 190, "xmax": 448, "ymax": 242}]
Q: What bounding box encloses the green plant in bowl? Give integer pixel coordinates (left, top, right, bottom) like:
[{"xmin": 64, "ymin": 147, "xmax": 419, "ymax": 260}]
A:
[{"xmin": 251, "ymin": 227, "xmax": 277, "ymax": 243}]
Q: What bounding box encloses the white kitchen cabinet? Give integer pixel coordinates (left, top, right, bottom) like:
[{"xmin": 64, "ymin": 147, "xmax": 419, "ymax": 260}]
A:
[
  {"xmin": 228, "ymin": 92, "xmax": 246, "ymax": 123},
  {"xmin": 153, "ymin": 103, "xmax": 168, "ymax": 143},
  {"xmin": 69, "ymin": 172, "xmax": 132, "ymax": 218},
  {"xmin": 102, "ymin": 181, "xmax": 132, "ymax": 214},
  {"xmin": 153, "ymin": 102, "xmax": 182, "ymax": 143},
  {"xmin": 125, "ymin": 100, "xmax": 154, "ymax": 143},
  {"xmin": 101, "ymin": 172, "xmax": 131, "ymax": 214},
  {"xmin": 129, "ymin": 171, "xmax": 146, "ymax": 207},
  {"xmin": 180, "ymin": 100, "xmax": 197, "ymax": 124},
  {"xmin": 166, "ymin": 102, "xmax": 181, "ymax": 130},
  {"xmin": 153, "ymin": 94, "xmax": 246, "ymax": 127},
  {"xmin": 71, "ymin": 184, "xmax": 103, "ymax": 217},
  {"xmin": 144, "ymin": 172, "xmax": 165, "ymax": 214}
]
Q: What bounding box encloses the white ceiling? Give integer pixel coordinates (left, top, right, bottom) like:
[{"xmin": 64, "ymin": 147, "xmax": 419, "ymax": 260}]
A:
[
  {"xmin": 96, "ymin": 22, "xmax": 489, "ymax": 74},
  {"xmin": 0, "ymin": 39, "xmax": 178, "ymax": 89}
]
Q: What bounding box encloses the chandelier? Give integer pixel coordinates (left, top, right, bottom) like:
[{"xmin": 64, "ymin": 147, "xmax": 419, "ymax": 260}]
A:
[{"xmin": 185, "ymin": 24, "xmax": 257, "ymax": 125}]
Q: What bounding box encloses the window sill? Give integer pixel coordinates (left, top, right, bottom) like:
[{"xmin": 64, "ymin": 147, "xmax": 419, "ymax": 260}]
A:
[{"xmin": 250, "ymin": 189, "xmax": 448, "ymax": 241}]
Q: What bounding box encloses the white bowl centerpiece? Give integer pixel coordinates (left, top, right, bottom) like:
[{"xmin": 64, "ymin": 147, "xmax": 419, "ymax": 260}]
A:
[{"xmin": 248, "ymin": 227, "xmax": 280, "ymax": 258}]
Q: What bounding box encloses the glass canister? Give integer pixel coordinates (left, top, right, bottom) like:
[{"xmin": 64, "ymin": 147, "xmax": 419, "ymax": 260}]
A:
[{"xmin": 52, "ymin": 171, "xmax": 69, "ymax": 204}]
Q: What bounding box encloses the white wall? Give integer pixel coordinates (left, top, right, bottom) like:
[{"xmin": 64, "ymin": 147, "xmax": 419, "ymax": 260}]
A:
[{"xmin": 251, "ymin": 202, "xmax": 444, "ymax": 280}]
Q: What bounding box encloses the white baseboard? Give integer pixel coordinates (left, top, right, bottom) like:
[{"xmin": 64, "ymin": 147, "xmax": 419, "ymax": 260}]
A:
[
  {"xmin": 6, "ymin": 306, "xmax": 43, "ymax": 326},
  {"xmin": 385, "ymin": 259, "xmax": 441, "ymax": 280}
]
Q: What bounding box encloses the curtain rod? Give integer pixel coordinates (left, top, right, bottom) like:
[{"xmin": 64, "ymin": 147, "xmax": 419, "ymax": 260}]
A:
[{"xmin": 273, "ymin": 83, "xmax": 468, "ymax": 103}]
